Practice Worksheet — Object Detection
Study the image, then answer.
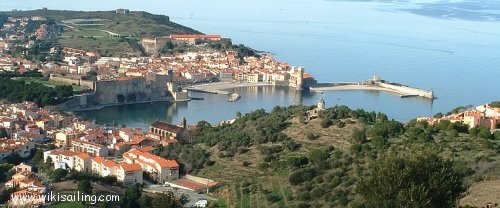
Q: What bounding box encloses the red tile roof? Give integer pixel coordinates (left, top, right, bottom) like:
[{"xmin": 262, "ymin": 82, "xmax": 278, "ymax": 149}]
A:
[
  {"xmin": 150, "ymin": 121, "xmax": 183, "ymax": 133},
  {"xmin": 119, "ymin": 163, "xmax": 142, "ymax": 172}
]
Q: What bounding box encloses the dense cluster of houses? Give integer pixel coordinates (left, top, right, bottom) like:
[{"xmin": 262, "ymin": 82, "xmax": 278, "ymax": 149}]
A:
[
  {"xmin": 417, "ymin": 103, "xmax": 500, "ymax": 130},
  {"xmin": 4, "ymin": 163, "xmax": 46, "ymax": 207},
  {"xmin": 1, "ymin": 15, "xmax": 316, "ymax": 89},
  {"xmin": 0, "ymin": 16, "xmax": 49, "ymax": 54},
  {"xmin": 1, "ymin": 101, "xmax": 189, "ymax": 186},
  {"xmin": 42, "ymin": 46, "xmax": 315, "ymax": 90}
]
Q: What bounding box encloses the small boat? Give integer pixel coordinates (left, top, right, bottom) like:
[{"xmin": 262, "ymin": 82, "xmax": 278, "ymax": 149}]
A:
[{"xmin": 228, "ymin": 93, "xmax": 241, "ymax": 102}]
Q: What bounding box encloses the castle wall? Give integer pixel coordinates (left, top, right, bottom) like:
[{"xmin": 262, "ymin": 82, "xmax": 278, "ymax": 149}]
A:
[
  {"xmin": 90, "ymin": 74, "xmax": 172, "ymax": 105},
  {"xmin": 49, "ymin": 76, "xmax": 95, "ymax": 90},
  {"xmin": 50, "ymin": 76, "xmax": 80, "ymax": 85},
  {"xmin": 80, "ymin": 80, "xmax": 95, "ymax": 90}
]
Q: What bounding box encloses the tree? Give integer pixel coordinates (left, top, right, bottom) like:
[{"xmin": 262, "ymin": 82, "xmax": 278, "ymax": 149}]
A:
[
  {"xmin": 433, "ymin": 112, "xmax": 443, "ymax": 118},
  {"xmin": 32, "ymin": 148, "xmax": 44, "ymax": 167},
  {"xmin": 151, "ymin": 192, "xmax": 183, "ymax": 208},
  {"xmin": 495, "ymin": 131, "xmax": 500, "ymax": 140},
  {"xmin": 49, "ymin": 169, "xmax": 68, "ymax": 182},
  {"xmin": 489, "ymin": 101, "xmax": 500, "ymax": 108},
  {"xmin": 77, "ymin": 180, "xmax": 93, "ymax": 194},
  {"xmin": 4, "ymin": 153, "xmax": 23, "ymax": 165},
  {"xmin": 0, "ymin": 127, "xmax": 7, "ymax": 138},
  {"xmin": 356, "ymin": 151, "xmax": 466, "ymax": 208},
  {"xmin": 121, "ymin": 184, "xmax": 142, "ymax": 208},
  {"xmin": 477, "ymin": 127, "xmax": 493, "ymax": 140},
  {"xmin": 139, "ymin": 195, "xmax": 153, "ymax": 208},
  {"xmin": 288, "ymin": 156, "xmax": 309, "ymax": 168},
  {"xmin": 0, "ymin": 187, "xmax": 17, "ymax": 204},
  {"xmin": 0, "ymin": 164, "xmax": 14, "ymax": 182},
  {"xmin": 86, "ymin": 71, "xmax": 98, "ymax": 77}
]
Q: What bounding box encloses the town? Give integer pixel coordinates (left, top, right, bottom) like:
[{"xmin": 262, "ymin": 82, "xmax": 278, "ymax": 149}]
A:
[
  {"xmin": 0, "ymin": 11, "xmax": 318, "ymax": 208},
  {"xmin": 0, "ymin": 101, "xmax": 216, "ymax": 207},
  {"xmin": 0, "ymin": 13, "xmax": 317, "ymax": 112},
  {"xmin": 1, "ymin": 8, "xmax": 500, "ymax": 208}
]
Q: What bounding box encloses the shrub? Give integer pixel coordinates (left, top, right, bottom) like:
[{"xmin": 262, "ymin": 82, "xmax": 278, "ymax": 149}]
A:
[
  {"xmin": 289, "ymin": 168, "xmax": 317, "ymax": 185},
  {"xmin": 320, "ymin": 118, "xmax": 333, "ymax": 128},
  {"xmin": 352, "ymin": 128, "xmax": 367, "ymax": 143},
  {"xmin": 265, "ymin": 193, "xmax": 282, "ymax": 203},
  {"xmin": 357, "ymin": 151, "xmax": 466, "ymax": 208},
  {"xmin": 306, "ymin": 132, "xmax": 317, "ymax": 140},
  {"xmin": 288, "ymin": 156, "xmax": 309, "ymax": 168},
  {"xmin": 258, "ymin": 162, "xmax": 269, "ymax": 171}
]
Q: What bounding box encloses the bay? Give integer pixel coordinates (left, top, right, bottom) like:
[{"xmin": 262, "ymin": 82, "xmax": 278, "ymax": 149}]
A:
[{"xmin": 2, "ymin": 0, "xmax": 499, "ymax": 128}]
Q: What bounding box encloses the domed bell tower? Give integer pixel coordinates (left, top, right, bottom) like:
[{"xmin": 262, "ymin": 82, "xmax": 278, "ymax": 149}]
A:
[{"xmin": 297, "ymin": 67, "xmax": 304, "ymax": 90}]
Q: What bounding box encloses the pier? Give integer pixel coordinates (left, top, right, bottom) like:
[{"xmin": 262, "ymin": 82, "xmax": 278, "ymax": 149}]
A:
[{"xmin": 310, "ymin": 76, "xmax": 435, "ymax": 99}]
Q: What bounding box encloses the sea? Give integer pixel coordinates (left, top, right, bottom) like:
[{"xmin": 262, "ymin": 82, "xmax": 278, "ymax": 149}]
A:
[{"xmin": 2, "ymin": 0, "xmax": 500, "ymax": 129}]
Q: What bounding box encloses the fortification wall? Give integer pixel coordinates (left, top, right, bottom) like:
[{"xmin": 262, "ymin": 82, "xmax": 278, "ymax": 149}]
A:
[
  {"xmin": 90, "ymin": 74, "xmax": 171, "ymax": 105},
  {"xmin": 49, "ymin": 76, "xmax": 95, "ymax": 90},
  {"xmin": 50, "ymin": 76, "xmax": 80, "ymax": 85},
  {"xmin": 56, "ymin": 94, "xmax": 89, "ymax": 111},
  {"xmin": 80, "ymin": 80, "xmax": 95, "ymax": 90},
  {"xmin": 378, "ymin": 82, "xmax": 434, "ymax": 99}
]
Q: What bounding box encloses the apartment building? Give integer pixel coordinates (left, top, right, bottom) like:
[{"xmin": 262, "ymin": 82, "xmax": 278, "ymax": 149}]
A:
[{"xmin": 123, "ymin": 148, "xmax": 179, "ymax": 183}]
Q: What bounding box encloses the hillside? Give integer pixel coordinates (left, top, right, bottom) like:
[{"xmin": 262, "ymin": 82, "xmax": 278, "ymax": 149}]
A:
[
  {"xmin": 4, "ymin": 9, "xmax": 200, "ymax": 37},
  {"xmin": 165, "ymin": 105, "xmax": 500, "ymax": 208},
  {"xmin": 2, "ymin": 9, "xmax": 201, "ymax": 56}
]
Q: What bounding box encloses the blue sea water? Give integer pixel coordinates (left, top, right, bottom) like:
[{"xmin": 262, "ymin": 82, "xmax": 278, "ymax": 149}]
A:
[{"xmin": 2, "ymin": 0, "xmax": 499, "ymax": 129}]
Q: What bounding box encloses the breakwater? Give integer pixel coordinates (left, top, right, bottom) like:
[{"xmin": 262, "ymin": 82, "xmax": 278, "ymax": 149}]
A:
[{"xmin": 310, "ymin": 76, "xmax": 435, "ymax": 99}]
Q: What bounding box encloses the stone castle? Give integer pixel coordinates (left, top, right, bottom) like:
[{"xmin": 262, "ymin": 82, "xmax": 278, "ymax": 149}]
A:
[
  {"xmin": 56, "ymin": 73, "xmax": 175, "ymax": 111},
  {"xmin": 89, "ymin": 73, "xmax": 172, "ymax": 105}
]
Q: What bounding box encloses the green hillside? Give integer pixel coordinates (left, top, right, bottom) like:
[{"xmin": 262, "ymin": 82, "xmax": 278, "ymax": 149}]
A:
[
  {"xmin": 4, "ymin": 9, "xmax": 200, "ymax": 37},
  {"xmin": 165, "ymin": 105, "xmax": 500, "ymax": 208},
  {"xmin": 2, "ymin": 9, "xmax": 201, "ymax": 56}
]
